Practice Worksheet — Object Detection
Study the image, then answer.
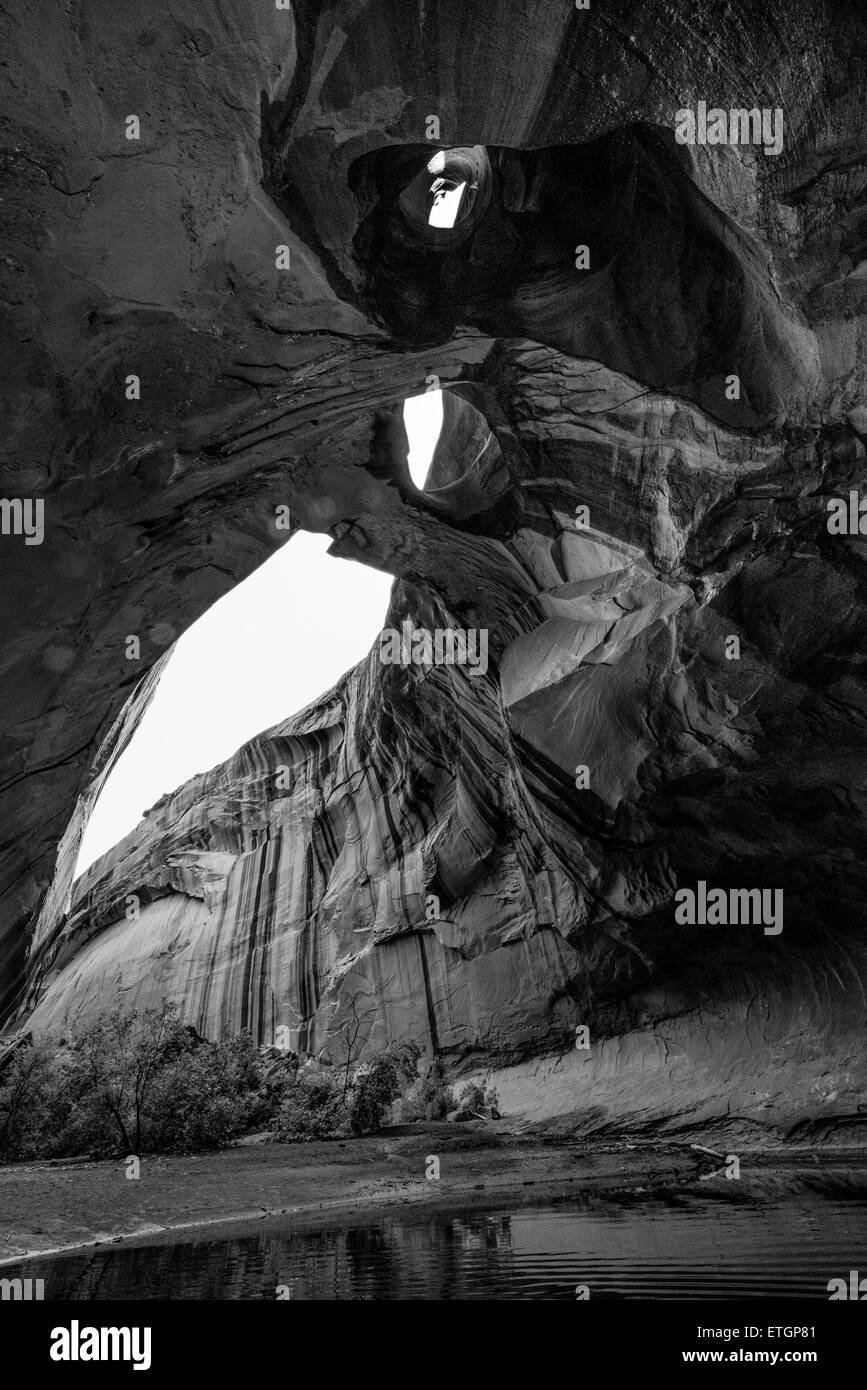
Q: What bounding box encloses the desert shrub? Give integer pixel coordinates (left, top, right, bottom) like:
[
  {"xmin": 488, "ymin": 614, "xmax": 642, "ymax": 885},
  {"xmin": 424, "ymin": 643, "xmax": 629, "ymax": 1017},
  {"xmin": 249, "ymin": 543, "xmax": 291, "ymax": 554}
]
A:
[
  {"xmin": 396, "ymin": 1057, "xmax": 453, "ymax": 1122},
  {"xmin": 256, "ymin": 1050, "xmax": 301, "ymax": 1121},
  {"xmin": 456, "ymin": 1080, "xmax": 500, "ymax": 1116},
  {"xmin": 271, "ymin": 1069, "xmax": 348, "ymax": 1141},
  {"xmin": 147, "ymin": 1030, "xmax": 262, "ymax": 1152},
  {"xmin": 346, "ymin": 1041, "xmax": 420, "ymax": 1135},
  {"xmin": 269, "ymin": 1041, "xmax": 423, "ymax": 1141},
  {"xmin": 1, "ymin": 1005, "xmax": 448, "ymax": 1157}
]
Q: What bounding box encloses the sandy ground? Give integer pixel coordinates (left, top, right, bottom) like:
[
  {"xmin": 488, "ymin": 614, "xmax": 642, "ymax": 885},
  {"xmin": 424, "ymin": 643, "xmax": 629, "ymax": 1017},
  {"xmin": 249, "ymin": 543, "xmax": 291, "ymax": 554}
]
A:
[{"xmin": 1, "ymin": 1122, "xmax": 865, "ymax": 1264}]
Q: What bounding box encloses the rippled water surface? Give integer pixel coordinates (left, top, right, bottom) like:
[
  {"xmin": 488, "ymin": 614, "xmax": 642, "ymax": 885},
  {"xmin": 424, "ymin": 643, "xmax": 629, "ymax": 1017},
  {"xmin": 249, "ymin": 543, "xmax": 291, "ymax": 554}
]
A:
[{"xmin": 11, "ymin": 1197, "xmax": 867, "ymax": 1300}]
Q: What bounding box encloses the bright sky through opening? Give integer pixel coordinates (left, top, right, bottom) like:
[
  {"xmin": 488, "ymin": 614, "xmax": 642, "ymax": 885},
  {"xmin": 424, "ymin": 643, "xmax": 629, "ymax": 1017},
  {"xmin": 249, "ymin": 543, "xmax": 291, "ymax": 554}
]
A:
[
  {"xmin": 428, "ymin": 180, "xmax": 466, "ymax": 227},
  {"xmin": 74, "ymin": 394, "xmax": 445, "ymax": 880},
  {"xmin": 404, "ymin": 388, "xmax": 443, "ymax": 487}
]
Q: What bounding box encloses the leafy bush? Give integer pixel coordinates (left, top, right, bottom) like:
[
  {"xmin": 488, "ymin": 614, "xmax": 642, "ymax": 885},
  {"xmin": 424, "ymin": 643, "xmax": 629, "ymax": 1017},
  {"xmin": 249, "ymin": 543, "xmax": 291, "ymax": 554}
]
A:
[
  {"xmin": 148, "ymin": 1030, "xmax": 261, "ymax": 1152},
  {"xmin": 271, "ymin": 1069, "xmax": 348, "ymax": 1141},
  {"xmin": 270, "ymin": 1042, "xmax": 423, "ymax": 1141},
  {"xmin": 56, "ymin": 1004, "xmax": 192, "ymax": 1154},
  {"xmin": 346, "ymin": 1042, "xmax": 420, "ymax": 1135},
  {"xmin": 0, "ymin": 1005, "xmax": 265, "ymax": 1160},
  {"xmin": 0, "ymin": 1003, "xmax": 458, "ymax": 1157},
  {"xmin": 396, "ymin": 1057, "xmax": 453, "ymax": 1122},
  {"xmin": 0, "ymin": 1037, "xmax": 54, "ymax": 1158}
]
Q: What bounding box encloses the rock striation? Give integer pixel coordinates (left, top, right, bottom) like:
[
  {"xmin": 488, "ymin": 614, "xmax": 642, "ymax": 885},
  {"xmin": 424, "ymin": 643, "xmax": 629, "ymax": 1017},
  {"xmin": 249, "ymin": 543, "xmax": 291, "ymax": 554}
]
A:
[{"xmin": 3, "ymin": 0, "xmax": 867, "ymax": 1130}]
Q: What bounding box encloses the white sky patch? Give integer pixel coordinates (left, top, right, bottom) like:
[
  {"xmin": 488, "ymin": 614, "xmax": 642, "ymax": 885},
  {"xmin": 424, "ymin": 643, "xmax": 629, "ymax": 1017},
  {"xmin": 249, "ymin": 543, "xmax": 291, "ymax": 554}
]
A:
[
  {"xmin": 404, "ymin": 389, "xmax": 443, "ymax": 488},
  {"xmin": 74, "ymin": 533, "xmax": 394, "ymax": 878},
  {"xmin": 428, "ymin": 179, "xmax": 466, "ymax": 227}
]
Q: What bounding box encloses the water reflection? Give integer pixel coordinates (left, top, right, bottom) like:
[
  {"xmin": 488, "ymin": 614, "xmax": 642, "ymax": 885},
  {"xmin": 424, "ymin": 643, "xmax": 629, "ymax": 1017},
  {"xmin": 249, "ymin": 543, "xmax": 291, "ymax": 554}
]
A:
[{"xmin": 6, "ymin": 1197, "xmax": 866, "ymax": 1301}]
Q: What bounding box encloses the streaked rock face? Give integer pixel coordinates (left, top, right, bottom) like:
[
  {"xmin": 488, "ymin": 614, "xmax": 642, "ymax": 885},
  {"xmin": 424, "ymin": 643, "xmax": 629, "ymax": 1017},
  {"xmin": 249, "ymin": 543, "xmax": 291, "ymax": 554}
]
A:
[{"xmin": 3, "ymin": 0, "xmax": 867, "ymax": 1128}]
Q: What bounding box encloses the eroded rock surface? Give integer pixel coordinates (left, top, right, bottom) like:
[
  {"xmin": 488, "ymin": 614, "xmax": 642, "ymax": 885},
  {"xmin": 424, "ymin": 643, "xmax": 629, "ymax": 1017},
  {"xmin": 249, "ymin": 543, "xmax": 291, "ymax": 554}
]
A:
[{"xmin": 3, "ymin": 0, "xmax": 867, "ymax": 1130}]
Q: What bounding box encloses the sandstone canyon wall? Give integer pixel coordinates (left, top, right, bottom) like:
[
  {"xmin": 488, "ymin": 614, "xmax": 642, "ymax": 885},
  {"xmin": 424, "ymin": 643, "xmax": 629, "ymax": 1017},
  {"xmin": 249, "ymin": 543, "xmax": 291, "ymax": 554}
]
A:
[{"xmin": 2, "ymin": 0, "xmax": 867, "ymax": 1132}]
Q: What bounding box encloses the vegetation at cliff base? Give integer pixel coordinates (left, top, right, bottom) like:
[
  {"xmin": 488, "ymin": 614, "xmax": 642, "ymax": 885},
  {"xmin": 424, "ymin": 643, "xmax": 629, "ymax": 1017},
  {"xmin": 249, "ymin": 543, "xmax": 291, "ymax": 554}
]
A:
[{"xmin": 0, "ymin": 1002, "xmax": 499, "ymax": 1160}]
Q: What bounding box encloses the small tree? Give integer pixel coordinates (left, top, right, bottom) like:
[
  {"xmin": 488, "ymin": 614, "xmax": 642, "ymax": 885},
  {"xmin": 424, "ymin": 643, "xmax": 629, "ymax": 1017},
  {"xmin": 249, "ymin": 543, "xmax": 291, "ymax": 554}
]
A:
[
  {"xmin": 66, "ymin": 1002, "xmax": 190, "ymax": 1153},
  {"xmin": 346, "ymin": 1041, "xmax": 420, "ymax": 1134},
  {"xmin": 339, "ymin": 992, "xmax": 376, "ymax": 1104},
  {"xmin": 149, "ymin": 1029, "xmax": 261, "ymax": 1152},
  {"xmin": 0, "ymin": 1038, "xmax": 53, "ymax": 1159}
]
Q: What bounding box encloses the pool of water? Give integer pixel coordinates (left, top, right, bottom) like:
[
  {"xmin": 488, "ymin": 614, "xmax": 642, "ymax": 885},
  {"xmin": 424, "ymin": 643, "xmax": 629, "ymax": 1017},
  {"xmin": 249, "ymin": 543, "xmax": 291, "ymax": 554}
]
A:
[{"xmin": 7, "ymin": 1195, "xmax": 867, "ymax": 1300}]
